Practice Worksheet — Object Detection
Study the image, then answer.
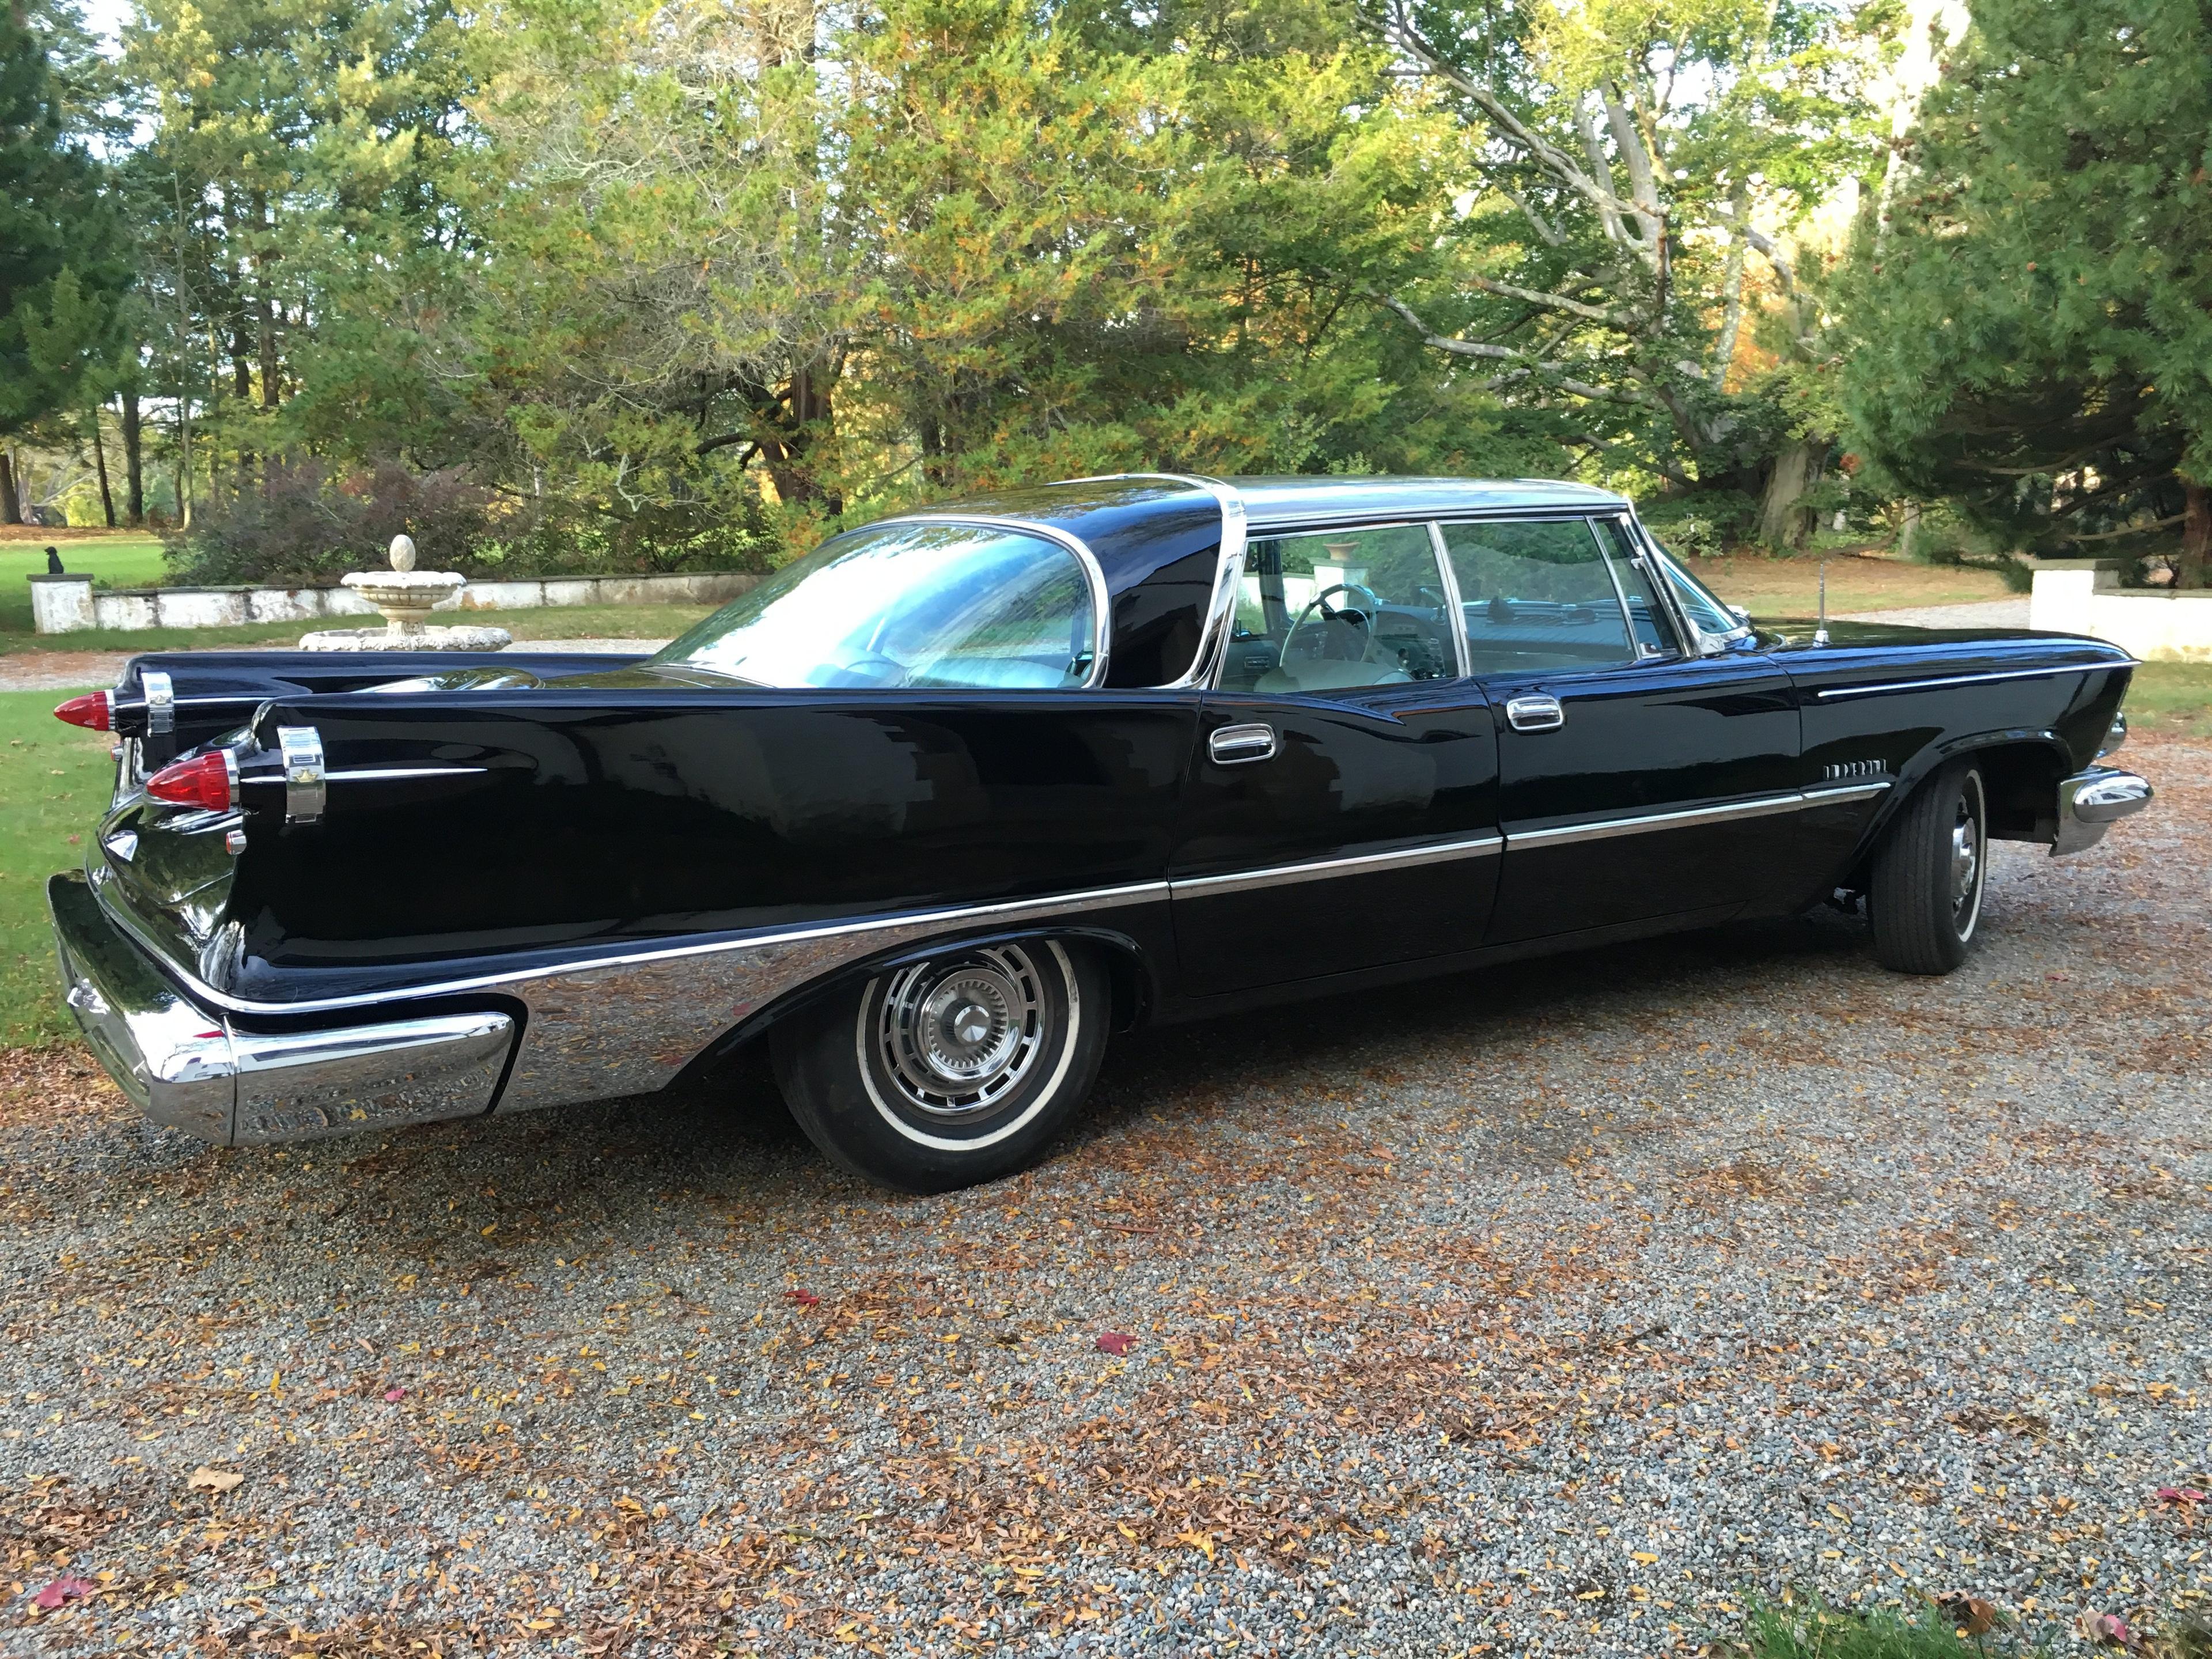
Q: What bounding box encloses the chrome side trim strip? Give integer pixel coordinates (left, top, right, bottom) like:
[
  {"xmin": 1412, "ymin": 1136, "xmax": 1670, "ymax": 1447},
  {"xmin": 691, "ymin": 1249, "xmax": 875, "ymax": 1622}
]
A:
[
  {"xmin": 1813, "ymin": 661, "xmax": 2130, "ymax": 700},
  {"xmin": 866, "ymin": 513, "xmax": 1115, "ymax": 690},
  {"xmin": 323, "ymin": 767, "xmax": 490, "ymax": 782},
  {"xmin": 90, "ymin": 868, "xmax": 1176, "ymax": 1019},
  {"xmin": 1509, "ymin": 790, "xmax": 1809, "ymax": 850},
  {"xmin": 1797, "ymin": 780, "xmax": 1894, "ymax": 805},
  {"xmin": 1169, "ymin": 834, "xmax": 1503, "ymax": 899}
]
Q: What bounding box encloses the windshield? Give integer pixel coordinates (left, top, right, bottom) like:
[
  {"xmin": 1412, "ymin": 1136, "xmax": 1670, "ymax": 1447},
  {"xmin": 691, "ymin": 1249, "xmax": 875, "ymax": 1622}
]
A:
[{"xmin": 655, "ymin": 521, "xmax": 1099, "ymax": 690}]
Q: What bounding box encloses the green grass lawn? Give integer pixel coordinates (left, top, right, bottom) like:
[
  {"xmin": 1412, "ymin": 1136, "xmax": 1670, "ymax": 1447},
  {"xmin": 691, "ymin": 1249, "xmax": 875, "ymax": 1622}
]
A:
[
  {"xmin": 2125, "ymin": 660, "xmax": 2212, "ymax": 737},
  {"xmin": 1, "ymin": 687, "xmax": 119, "ymax": 1047},
  {"xmin": 1693, "ymin": 551, "xmax": 2017, "ymax": 621},
  {"xmin": 0, "ymin": 534, "xmax": 168, "ymax": 637}
]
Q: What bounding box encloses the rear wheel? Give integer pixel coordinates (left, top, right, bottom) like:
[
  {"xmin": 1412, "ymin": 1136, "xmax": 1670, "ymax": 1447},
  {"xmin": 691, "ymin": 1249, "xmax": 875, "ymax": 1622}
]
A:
[
  {"xmin": 1869, "ymin": 760, "xmax": 1988, "ymax": 975},
  {"xmin": 768, "ymin": 938, "xmax": 1109, "ymax": 1192}
]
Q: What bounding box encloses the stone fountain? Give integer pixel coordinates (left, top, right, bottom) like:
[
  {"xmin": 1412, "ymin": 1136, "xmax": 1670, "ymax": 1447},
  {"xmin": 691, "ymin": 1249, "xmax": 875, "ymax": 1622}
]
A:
[{"xmin": 300, "ymin": 535, "xmax": 512, "ymax": 653}]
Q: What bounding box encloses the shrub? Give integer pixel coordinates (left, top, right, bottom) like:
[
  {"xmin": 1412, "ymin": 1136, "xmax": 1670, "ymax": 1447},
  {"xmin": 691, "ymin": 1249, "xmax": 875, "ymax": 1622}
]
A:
[
  {"xmin": 1640, "ymin": 491, "xmax": 1759, "ymax": 559},
  {"xmin": 164, "ymin": 460, "xmax": 775, "ymax": 586}
]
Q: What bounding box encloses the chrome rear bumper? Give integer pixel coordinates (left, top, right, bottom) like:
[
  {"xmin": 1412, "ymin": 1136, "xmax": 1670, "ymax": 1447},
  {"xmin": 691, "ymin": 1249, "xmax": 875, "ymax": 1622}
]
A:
[
  {"xmin": 48, "ymin": 872, "xmax": 516, "ymax": 1144},
  {"xmin": 2054, "ymin": 767, "xmax": 2154, "ymax": 857}
]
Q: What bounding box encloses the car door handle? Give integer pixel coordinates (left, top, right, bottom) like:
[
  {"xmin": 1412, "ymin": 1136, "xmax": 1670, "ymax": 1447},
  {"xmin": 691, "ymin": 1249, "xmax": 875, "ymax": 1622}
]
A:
[
  {"xmin": 1505, "ymin": 694, "xmax": 1565, "ymax": 733},
  {"xmin": 1207, "ymin": 723, "xmax": 1277, "ymax": 765}
]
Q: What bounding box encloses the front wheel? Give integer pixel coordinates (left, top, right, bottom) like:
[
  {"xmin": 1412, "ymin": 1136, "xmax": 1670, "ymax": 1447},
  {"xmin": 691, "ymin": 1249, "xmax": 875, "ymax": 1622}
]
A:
[
  {"xmin": 768, "ymin": 938, "xmax": 1110, "ymax": 1192},
  {"xmin": 1869, "ymin": 760, "xmax": 1988, "ymax": 975}
]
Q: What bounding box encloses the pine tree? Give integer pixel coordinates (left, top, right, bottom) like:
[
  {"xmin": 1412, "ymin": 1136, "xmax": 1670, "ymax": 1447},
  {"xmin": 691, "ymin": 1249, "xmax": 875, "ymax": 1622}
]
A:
[
  {"xmin": 1836, "ymin": 0, "xmax": 2212, "ymax": 584},
  {"xmin": 0, "ymin": 0, "xmax": 134, "ymax": 518}
]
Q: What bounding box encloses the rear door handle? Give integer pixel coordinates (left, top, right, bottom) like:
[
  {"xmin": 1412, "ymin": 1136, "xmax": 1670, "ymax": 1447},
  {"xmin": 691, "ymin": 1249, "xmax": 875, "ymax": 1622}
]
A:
[
  {"xmin": 1208, "ymin": 723, "xmax": 1277, "ymax": 765},
  {"xmin": 1505, "ymin": 694, "xmax": 1565, "ymax": 733}
]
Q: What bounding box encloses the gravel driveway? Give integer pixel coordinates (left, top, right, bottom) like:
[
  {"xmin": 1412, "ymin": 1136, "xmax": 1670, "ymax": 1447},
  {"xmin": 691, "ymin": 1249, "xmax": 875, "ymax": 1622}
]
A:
[{"xmin": 5, "ymin": 740, "xmax": 2207, "ymax": 1657}]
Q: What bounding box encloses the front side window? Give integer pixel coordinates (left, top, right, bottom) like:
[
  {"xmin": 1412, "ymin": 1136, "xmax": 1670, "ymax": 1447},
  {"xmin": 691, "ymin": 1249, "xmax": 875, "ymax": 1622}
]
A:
[
  {"xmin": 1441, "ymin": 519, "xmax": 1642, "ymax": 674},
  {"xmin": 1221, "ymin": 524, "xmax": 1457, "ymax": 694},
  {"xmin": 655, "ymin": 522, "xmax": 1097, "ymax": 690}
]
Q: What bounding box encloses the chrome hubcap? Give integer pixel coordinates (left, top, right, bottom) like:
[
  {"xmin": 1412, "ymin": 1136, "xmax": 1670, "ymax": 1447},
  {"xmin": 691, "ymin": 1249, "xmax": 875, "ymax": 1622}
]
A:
[
  {"xmin": 876, "ymin": 946, "xmax": 1047, "ymax": 1118},
  {"xmin": 1950, "ymin": 775, "xmax": 1986, "ymax": 941}
]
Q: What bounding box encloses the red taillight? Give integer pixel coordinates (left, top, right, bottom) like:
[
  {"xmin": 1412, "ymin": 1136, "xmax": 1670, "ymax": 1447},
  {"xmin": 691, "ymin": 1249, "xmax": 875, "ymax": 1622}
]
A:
[
  {"xmin": 55, "ymin": 692, "xmax": 113, "ymax": 732},
  {"xmin": 145, "ymin": 750, "xmax": 237, "ymax": 812}
]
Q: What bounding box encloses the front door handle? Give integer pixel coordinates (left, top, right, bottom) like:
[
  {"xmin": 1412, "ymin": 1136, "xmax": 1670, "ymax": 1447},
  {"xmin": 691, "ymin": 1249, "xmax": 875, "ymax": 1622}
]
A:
[
  {"xmin": 1505, "ymin": 694, "xmax": 1565, "ymax": 733},
  {"xmin": 1208, "ymin": 723, "xmax": 1277, "ymax": 765}
]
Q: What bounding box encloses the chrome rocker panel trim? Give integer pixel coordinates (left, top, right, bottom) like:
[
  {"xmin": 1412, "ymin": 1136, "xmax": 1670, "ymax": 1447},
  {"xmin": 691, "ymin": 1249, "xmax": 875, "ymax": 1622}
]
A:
[
  {"xmin": 2052, "ymin": 767, "xmax": 2153, "ymax": 857},
  {"xmin": 51, "ymin": 872, "xmax": 514, "ymax": 1146}
]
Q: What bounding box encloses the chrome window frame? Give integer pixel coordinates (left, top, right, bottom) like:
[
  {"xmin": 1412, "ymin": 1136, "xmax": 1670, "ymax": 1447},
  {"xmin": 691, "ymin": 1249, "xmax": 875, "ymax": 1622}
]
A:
[
  {"xmin": 1630, "ymin": 517, "xmax": 1753, "ymax": 653},
  {"xmin": 804, "ymin": 512, "xmax": 1115, "ymax": 691},
  {"xmin": 1591, "ymin": 513, "xmax": 1691, "ymax": 662},
  {"xmin": 1428, "ymin": 510, "xmax": 1662, "ymax": 680},
  {"xmin": 1059, "ymin": 472, "xmax": 1248, "ymax": 689},
  {"xmin": 1221, "ymin": 517, "xmax": 1465, "ymax": 691}
]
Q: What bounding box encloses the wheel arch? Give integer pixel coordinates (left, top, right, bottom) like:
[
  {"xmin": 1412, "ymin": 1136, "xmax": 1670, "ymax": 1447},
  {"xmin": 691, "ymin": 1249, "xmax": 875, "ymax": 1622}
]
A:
[
  {"xmin": 665, "ymin": 923, "xmax": 1161, "ymax": 1094},
  {"xmin": 1843, "ymin": 730, "xmax": 2072, "ymax": 890}
]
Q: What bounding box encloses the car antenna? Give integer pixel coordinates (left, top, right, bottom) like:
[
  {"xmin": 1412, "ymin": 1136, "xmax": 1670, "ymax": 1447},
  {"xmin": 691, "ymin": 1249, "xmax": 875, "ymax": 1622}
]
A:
[{"xmin": 1813, "ymin": 557, "xmax": 1830, "ymax": 647}]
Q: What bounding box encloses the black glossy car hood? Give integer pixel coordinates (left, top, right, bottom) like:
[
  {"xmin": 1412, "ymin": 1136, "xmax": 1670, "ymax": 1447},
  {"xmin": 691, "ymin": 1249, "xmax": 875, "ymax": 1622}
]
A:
[{"xmin": 1758, "ymin": 620, "xmax": 2062, "ymax": 652}]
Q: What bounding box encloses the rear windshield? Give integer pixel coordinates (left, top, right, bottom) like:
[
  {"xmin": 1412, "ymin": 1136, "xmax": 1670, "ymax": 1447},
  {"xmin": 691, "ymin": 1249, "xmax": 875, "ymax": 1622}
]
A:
[{"xmin": 656, "ymin": 522, "xmax": 1099, "ymax": 690}]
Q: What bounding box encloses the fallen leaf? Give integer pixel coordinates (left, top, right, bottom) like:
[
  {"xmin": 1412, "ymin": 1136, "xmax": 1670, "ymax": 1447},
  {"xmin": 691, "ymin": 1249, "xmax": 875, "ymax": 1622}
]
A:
[
  {"xmin": 2157, "ymin": 1487, "xmax": 2209, "ymax": 1506},
  {"xmin": 785, "ymin": 1289, "xmax": 820, "ymax": 1308},
  {"xmin": 2079, "ymin": 1609, "xmax": 2141, "ymax": 1650},
  {"xmin": 1096, "ymin": 1331, "xmax": 1136, "ymax": 1357},
  {"xmin": 33, "ymin": 1575, "xmax": 94, "ymax": 1610},
  {"xmin": 188, "ymin": 1466, "xmax": 244, "ymax": 1495},
  {"xmin": 1936, "ymin": 1591, "xmax": 1999, "ymax": 1635},
  {"xmin": 384, "ymin": 1387, "xmax": 407, "ymax": 1403}
]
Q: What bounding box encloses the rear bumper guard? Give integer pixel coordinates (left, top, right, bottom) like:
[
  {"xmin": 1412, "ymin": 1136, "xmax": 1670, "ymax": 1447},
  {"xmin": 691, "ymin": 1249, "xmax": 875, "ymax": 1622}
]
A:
[
  {"xmin": 47, "ymin": 872, "xmax": 514, "ymax": 1145},
  {"xmin": 2053, "ymin": 767, "xmax": 2154, "ymax": 857}
]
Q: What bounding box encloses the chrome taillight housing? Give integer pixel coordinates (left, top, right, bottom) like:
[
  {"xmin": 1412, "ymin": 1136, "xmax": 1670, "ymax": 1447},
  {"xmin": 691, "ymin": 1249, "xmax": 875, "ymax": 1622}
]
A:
[{"xmin": 145, "ymin": 748, "xmax": 240, "ymax": 813}]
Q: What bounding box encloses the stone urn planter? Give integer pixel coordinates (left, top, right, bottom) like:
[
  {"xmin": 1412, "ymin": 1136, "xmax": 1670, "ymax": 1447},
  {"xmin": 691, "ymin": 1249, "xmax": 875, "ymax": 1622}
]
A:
[{"xmin": 300, "ymin": 536, "xmax": 512, "ymax": 652}]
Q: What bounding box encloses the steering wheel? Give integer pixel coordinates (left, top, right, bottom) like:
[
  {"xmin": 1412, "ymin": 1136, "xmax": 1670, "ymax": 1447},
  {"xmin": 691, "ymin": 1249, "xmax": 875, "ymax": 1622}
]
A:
[{"xmin": 1285, "ymin": 582, "xmax": 1388, "ymax": 666}]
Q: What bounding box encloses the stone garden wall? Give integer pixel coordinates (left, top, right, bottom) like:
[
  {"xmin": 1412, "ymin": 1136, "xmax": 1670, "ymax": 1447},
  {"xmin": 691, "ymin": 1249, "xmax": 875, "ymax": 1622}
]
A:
[
  {"xmin": 28, "ymin": 571, "xmax": 757, "ymax": 635},
  {"xmin": 2029, "ymin": 561, "xmax": 2212, "ymax": 663}
]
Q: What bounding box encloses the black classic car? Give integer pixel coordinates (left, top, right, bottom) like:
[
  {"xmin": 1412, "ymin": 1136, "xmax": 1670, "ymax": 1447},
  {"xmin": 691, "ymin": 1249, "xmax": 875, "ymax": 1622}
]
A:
[{"xmin": 48, "ymin": 475, "xmax": 2153, "ymax": 1190}]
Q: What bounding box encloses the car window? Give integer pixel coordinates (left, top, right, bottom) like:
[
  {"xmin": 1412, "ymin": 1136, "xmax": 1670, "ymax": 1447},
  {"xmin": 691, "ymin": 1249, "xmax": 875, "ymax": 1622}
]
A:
[
  {"xmin": 1643, "ymin": 536, "xmax": 1745, "ymax": 640},
  {"xmin": 1440, "ymin": 519, "xmax": 1638, "ymax": 674},
  {"xmin": 654, "ymin": 522, "xmax": 1097, "ymax": 690},
  {"xmin": 1220, "ymin": 524, "xmax": 1456, "ymax": 695},
  {"xmin": 1595, "ymin": 519, "xmax": 1681, "ymax": 657}
]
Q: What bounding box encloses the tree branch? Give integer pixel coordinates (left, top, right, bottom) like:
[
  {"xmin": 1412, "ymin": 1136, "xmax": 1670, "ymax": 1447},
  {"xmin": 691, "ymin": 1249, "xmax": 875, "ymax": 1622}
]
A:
[
  {"xmin": 694, "ymin": 433, "xmax": 761, "ymax": 461},
  {"xmin": 1707, "ymin": 210, "xmax": 1796, "ymax": 295},
  {"xmin": 1465, "ymin": 274, "xmax": 1627, "ymax": 325}
]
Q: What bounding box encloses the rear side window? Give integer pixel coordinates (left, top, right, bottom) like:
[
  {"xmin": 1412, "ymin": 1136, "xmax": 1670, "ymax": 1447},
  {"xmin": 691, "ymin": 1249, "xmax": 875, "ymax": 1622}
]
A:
[
  {"xmin": 1441, "ymin": 520, "xmax": 1637, "ymax": 673},
  {"xmin": 656, "ymin": 522, "xmax": 1097, "ymax": 690}
]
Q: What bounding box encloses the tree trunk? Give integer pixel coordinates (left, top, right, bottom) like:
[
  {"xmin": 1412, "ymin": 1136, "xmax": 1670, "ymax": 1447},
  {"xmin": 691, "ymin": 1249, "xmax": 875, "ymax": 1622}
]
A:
[
  {"xmin": 120, "ymin": 388, "xmax": 144, "ymax": 525},
  {"xmin": 1897, "ymin": 499, "xmax": 1923, "ymax": 560},
  {"xmin": 89, "ymin": 411, "xmax": 116, "ymax": 527},
  {"xmin": 760, "ymin": 361, "xmax": 840, "ymax": 512},
  {"xmin": 1758, "ymin": 442, "xmax": 1820, "ymax": 551},
  {"xmin": 2180, "ymin": 478, "xmax": 2212, "ymax": 589},
  {"xmin": 0, "ymin": 449, "xmax": 18, "ymax": 524},
  {"xmin": 177, "ymin": 395, "xmax": 194, "ymax": 530}
]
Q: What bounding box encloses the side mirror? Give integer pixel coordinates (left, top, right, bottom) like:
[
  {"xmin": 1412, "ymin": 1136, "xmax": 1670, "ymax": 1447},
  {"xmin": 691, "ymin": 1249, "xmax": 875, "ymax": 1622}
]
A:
[{"xmin": 1727, "ymin": 604, "xmax": 1751, "ymax": 626}]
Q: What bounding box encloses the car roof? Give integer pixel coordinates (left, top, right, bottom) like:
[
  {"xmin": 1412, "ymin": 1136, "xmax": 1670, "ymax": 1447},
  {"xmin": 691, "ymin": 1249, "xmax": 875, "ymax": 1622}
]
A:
[
  {"xmin": 1227, "ymin": 475, "xmax": 1630, "ymax": 527},
  {"xmin": 904, "ymin": 473, "xmax": 1631, "ymax": 588}
]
